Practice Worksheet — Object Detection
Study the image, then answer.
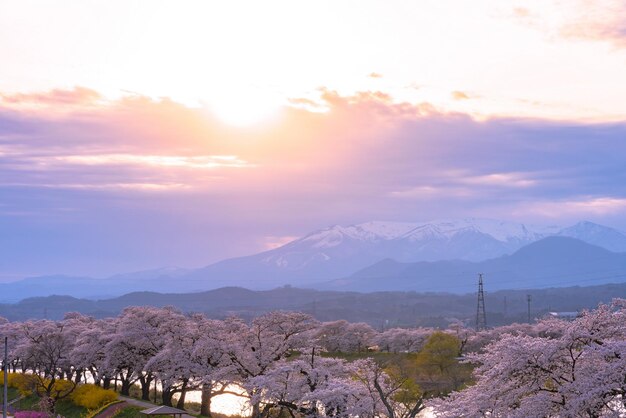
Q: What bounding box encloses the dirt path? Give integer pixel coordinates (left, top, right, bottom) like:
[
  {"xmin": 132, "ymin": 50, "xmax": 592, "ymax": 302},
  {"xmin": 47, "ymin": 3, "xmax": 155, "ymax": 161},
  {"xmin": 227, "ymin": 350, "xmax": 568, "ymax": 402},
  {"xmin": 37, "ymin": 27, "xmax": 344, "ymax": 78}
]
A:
[
  {"xmin": 92, "ymin": 401, "xmax": 129, "ymax": 418},
  {"xmin": 117, "ymin": 396, "xmax": 155, "ymax": 409}
]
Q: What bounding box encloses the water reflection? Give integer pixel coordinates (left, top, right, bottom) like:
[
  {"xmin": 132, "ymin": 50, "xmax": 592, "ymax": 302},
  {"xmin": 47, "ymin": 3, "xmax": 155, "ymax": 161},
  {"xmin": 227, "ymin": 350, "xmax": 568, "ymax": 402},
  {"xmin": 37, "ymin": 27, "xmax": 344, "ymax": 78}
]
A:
[{"xmin": 176, "ymin": 385, "xmax": 251, "ymax": 416}]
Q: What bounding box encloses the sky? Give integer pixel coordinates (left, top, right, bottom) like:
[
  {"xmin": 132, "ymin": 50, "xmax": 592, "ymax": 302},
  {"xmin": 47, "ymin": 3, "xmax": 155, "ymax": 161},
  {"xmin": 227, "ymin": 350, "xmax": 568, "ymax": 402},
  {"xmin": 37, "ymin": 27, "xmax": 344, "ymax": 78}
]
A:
[{"xmin": 1, "ymin": 0, "xmax": 626, "ymax": 279}]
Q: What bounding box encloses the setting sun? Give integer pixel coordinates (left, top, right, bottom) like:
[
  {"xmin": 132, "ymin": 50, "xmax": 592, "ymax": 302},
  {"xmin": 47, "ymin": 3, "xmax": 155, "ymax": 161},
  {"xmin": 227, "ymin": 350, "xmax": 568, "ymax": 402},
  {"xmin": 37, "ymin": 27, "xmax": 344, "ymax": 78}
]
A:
[{"xmin": 205, "ymin": 88, "xmax": 283, "ymax": 126}]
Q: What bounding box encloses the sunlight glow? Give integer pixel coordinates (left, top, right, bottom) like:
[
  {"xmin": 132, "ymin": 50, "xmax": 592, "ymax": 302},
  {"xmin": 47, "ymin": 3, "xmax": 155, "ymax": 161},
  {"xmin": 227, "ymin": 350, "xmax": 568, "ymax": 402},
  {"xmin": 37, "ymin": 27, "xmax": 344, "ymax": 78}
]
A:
[
  {"xmin": 2, "ymin": 1, "xmax": 626, "ymax": 121},
  {"xmin": 204, "ymin": 88, "xmax": 284, "ymax": 127}
]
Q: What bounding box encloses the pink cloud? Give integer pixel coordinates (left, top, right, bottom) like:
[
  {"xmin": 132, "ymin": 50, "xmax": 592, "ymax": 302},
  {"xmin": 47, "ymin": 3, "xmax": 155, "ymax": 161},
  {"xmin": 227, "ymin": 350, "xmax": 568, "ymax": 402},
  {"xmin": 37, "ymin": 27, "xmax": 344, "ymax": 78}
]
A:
[
  {"xmin": 508, "ymin": 1, "xmax": 626, "ymax": 48},
  {"xmin": 1, "ymin": 86, "xmax": 101, "ymax": 106}
]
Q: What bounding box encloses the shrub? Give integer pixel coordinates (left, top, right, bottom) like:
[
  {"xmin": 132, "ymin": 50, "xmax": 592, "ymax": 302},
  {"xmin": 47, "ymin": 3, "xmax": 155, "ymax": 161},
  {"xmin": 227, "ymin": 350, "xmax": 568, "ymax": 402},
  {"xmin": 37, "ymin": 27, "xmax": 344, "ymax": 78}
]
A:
[
  {"xmin": 1, "ymin": 371, "xmax": 26, "ymax": 389},
  {"xmin": 71, "ymin": 384, "xmax": 118, "ymax": 410},
  {"xmin": 45, "ymin": 379, "xmax": 75, "ymax": 398},
  {"xmin": 8, "ymin": 373, "xmax": 38, "ymax": 396}
]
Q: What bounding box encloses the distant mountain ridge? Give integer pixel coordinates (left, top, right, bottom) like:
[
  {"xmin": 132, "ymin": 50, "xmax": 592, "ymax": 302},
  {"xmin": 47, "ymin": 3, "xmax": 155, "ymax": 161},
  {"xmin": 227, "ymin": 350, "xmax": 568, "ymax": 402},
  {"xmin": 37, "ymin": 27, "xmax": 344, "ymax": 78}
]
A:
[
  {"xmin": 323, "ymin": 237, "xmax": 626, "ymax": 292},
  {"xmin": 2, "ymin": 219, "xmax": 626, "ymax": 301},
  {"xmin": 4, "ymin": 282, "xmax": 626, "ymax": 327}
]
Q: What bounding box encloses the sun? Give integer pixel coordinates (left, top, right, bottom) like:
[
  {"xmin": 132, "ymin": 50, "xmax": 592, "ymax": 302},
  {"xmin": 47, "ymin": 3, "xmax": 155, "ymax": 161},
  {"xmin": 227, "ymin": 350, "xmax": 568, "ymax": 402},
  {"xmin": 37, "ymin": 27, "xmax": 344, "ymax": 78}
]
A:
[{"xmin": 207, "ymin": 88, "xmax": 283, "ymax": 127}]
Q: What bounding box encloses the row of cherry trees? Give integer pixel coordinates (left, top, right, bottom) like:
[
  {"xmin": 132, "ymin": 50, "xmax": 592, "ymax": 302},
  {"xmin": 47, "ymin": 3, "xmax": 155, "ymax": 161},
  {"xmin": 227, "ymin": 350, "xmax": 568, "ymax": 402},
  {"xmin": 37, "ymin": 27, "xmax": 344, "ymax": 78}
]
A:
[
  {"xmin": 4, "ymin": 300, "xmax": 624, "ymax": 417},
  {"xmin": 0, "ymin": 308, "xmax": 443, "ymax": 417}
]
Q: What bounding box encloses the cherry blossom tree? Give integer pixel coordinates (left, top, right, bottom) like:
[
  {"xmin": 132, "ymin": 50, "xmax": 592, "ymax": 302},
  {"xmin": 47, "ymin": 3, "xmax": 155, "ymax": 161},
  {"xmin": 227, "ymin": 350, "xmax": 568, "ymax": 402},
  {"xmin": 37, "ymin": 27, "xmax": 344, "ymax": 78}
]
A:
[
  {"xmin": 146, "ymin": 311, "xmax": 217, "ymax": 408},
  {"xmin": 434, "ymin": 300, "xmax": 626, "ymax": 417},
  {"xmin": 374, "ymin": 328, "xmax": 432, "ymax": 353},
  {"xmin": 315, "ymin": 320, "xmax": 376, "ymax": 353},
  {"xmin": 60, "ymin": 312, "xmax": 98, "ymax": 383},
  {"xmin": 14, "ymin": 319, "xmax": 78, "ymax": 412},
  {"xmin": 104, "ymin": 306, "xmax": 179, "ymax": 397},
  {"xmin": 246, "ymin": 348, "xmax": 366, "ymax": 417},
  {"xmin": 190, "ymin": 315, "xmax": 241, "ymax": 417},
  {"xmin": 0, "ymin": 319, "xmax": 26, "ymax": 373},
  {"xmin": 70, "ymin": 318, "xmax": 117, "ymax": 388},
  {"xmin": 221, "ymin": 311, "xmax": 318, "ymax": 417}
]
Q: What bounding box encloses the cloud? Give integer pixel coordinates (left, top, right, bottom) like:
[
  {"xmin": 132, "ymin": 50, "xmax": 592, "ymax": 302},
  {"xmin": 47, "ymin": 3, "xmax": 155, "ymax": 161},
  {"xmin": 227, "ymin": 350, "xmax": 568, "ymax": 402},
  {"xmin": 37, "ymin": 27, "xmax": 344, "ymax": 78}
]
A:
[
  {"xmin": 451, "ymin": 91, "xmax": 473, "ymax": 101},
  {"xmin": 515, "ymin": 197, "xmax": 626, "ymax": 218},
  {"xmin": 262, "ymin": 235, "xmax": 300, "ymax": 250},
  {"xmin": 557, "ymin": 0, "xmax": 626, "ymax": 47},
  {"xmin": 512, "ymin": 7, "xmax": 531, "ymax": 18},
  {"xmin": 0, "ymin": 181, "xmax": 191, "ymax": 192},
  {"xmin": 1, "ymin": 86, "xmax": 102, "ymax": 106},
  {"xmin": 508, "ymin": 0, "xmax": 626, "ymax": 48},
  {"xmin": 2, "ymin": 86, "xmax": 626, "ymax": 276},
  {"xmin": 460, "ymin": 172, "xmax": 537, "ymax": 188},
  {"xmin": 53, "ymin": 154, "xmax": 250, "ymax": 169},
  {"xmin": 389, "ymin": 185, "xmax": 474, "ymax": 199}
]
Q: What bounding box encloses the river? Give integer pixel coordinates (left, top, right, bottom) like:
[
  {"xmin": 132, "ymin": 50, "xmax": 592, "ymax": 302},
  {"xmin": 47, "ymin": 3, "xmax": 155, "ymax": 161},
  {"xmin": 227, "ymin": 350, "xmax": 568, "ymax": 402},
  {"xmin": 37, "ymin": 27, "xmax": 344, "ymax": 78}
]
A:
[{"xmin": 177, "ymin": 385, "xmax": 434, "ymax": 417}]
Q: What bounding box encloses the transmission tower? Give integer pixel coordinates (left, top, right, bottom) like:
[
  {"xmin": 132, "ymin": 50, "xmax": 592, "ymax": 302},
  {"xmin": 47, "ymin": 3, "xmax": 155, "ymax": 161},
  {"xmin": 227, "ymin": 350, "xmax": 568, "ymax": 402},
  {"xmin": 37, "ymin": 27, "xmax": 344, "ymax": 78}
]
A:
[{"xmin": 476, "ymin": 273, "xmax": 487, "ymax": 331}]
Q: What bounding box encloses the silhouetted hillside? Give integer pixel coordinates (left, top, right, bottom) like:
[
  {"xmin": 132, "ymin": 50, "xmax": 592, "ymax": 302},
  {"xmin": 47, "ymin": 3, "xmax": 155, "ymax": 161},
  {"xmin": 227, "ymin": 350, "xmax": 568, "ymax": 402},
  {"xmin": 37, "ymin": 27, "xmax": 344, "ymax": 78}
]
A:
[{"xmin": 2, "ymin": 282, "xmax": 626, "ymax": 328}]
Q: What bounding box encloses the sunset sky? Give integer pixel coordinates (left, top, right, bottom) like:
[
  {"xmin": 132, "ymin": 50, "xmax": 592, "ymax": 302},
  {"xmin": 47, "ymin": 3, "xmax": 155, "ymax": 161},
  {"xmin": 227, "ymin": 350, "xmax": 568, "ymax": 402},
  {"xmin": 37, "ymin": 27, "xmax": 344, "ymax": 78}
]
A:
[{"xmin": 1, "ymin": 0, "xmax": 626, "ymax": 278}]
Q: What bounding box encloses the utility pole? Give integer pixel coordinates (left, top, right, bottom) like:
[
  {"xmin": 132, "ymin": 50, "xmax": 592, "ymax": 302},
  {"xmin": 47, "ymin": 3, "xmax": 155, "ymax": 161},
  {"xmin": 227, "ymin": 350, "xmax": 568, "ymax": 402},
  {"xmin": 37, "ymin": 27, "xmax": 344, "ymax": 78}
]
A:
[
  {"xmin": 503, "ymin": 296, "xmax": 507, "ymax": 318},
  {"xmin": 476, "ymin": 274, "xmax": 487, "ymax": 331},
  {"xmin": 527, "ymin": 294, "xmax": 532, "ymax": 323},
  {"xmin": 3, "ymin": 336, "xmax": 7, "ymax": 418}
]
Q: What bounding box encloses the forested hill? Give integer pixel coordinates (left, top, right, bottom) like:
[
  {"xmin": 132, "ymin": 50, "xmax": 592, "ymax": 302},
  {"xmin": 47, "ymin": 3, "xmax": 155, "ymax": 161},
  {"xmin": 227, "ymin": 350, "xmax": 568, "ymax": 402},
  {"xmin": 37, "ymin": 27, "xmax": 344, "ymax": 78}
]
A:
[{"xmin": 1, "ymin": 282, "xmax": 626, "ymax": 327}]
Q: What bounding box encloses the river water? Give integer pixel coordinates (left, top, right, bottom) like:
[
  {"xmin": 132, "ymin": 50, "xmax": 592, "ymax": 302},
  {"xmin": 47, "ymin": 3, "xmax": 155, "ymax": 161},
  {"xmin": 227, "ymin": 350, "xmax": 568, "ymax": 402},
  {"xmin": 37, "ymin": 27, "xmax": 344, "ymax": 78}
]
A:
[{"xmin": 179, "ymin": 386, "xmax": 434, "ymax": 417}]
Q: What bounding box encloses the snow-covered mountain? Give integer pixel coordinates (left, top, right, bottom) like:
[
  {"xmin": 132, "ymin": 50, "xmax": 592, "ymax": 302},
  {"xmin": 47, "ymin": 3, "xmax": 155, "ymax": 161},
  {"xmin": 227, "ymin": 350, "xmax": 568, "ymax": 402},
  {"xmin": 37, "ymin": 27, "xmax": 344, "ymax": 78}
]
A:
[
  {"xmin": 4, "ymin": 219, "xmax": 626, "ymax": 299},
  {"xmin": 557, "ymin": 221, "xmax": 626, "ymax": 252},
  {"xmin": 183, "ymin": 219, "xmax": 626, "ymax": 288}
]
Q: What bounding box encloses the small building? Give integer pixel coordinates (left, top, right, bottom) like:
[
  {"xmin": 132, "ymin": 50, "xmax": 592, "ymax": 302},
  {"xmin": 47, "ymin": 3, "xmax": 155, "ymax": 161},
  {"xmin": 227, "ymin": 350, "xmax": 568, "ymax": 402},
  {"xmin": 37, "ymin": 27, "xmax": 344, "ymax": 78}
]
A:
[{"xmin": 546, "ymin": 311, "xmax": 579, "ymax": 321}]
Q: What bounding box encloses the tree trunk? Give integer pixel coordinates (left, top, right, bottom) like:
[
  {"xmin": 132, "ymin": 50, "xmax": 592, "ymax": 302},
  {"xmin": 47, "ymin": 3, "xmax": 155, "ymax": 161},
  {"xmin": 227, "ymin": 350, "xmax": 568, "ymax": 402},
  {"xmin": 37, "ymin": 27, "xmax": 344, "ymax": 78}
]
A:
[
  {"xmin": 102, "ymin": 377, "xmax": 111, "ymax": 390},
  {"xmin": 162, "ymin": 386, "xmax": 174, "ymax": 406},
  {"xmin": 44, "ymin": 396, "xmax": 56, "ymax": 414},
  {"xmin": 200, "ymin": 384, "xmax": 213, "ymax": 417},
  {"xmin": 90, "ymin": 368, "xmax": 101, "ymax": 387},
  {"xmin": 121, "ymin": 379, "xmax": 132, "ymax": 396},
  {"xmin": 141, "ymin": 383, "xmax": 151, "ymax": 400},
  {"xmin": 252, "ymin": 401, "xmax": 261, "ymax": 418},
  {"xmin": 176, "ymin": 380, "xmax": 188, "ymax": 410},
  {"xmin": 139, "ymin": 374, "xmax": 153, "ymax": 401}
]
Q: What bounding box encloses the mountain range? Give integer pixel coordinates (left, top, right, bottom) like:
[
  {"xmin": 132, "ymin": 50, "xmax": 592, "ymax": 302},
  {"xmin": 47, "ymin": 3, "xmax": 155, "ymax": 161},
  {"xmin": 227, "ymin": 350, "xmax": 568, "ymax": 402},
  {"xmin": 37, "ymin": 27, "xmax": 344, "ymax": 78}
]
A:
[
  {"xmin": 2, "ymin": 219, "xmax": 626, "ymax": 301},
  {"xmin": 323, "ymin": 236, "xmax": 626, "ymax": 292},
  {"xmin": 181, "ymin": 219, "xmax": 626, "ymax": 289}
]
